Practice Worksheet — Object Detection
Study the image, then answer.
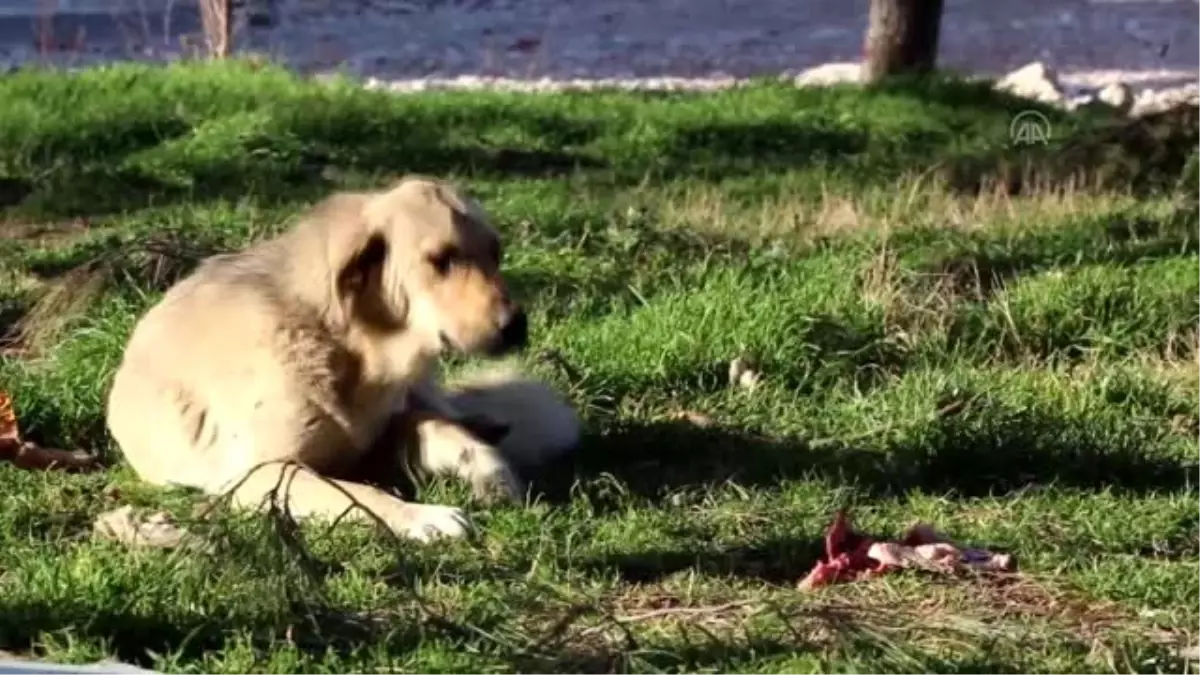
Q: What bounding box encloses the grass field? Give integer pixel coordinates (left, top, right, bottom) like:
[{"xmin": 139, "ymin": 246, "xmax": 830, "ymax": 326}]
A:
[{"xmin": 0, "ymin": 62, "xmax": 1196, "ymax": 673}]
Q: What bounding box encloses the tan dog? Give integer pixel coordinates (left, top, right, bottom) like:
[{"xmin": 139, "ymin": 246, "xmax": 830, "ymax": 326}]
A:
[{"xmin": 105, "ymin": 177, "xmax": 580, "ymax": 542}]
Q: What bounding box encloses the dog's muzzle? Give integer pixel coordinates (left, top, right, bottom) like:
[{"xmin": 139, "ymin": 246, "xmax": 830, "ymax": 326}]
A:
[{"xmin": 488, "ymin": 308, "xmax": 528, "ymax": 356}]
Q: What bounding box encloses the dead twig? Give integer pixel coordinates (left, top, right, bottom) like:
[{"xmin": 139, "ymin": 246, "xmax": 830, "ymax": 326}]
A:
[
  {"xmin": 0, "ymin": 439, "xmax": 101, "ymax": 472},
  {"xmin": 577, "ymin": 599, "xmax": 761, "ymax": 638}
]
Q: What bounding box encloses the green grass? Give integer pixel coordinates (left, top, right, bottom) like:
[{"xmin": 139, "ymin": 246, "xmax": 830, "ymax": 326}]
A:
[{"xmin": 0, "ymin": 61, "xmax": 1197, "ymax": 673}]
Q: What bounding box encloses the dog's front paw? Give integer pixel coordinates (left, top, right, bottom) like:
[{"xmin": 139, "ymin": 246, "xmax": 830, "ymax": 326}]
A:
[
  {"xmin": 391, "ymin": 503, "xmax": 473, "ymax": 542},
  {"xmin": 415, "ymin": 419, "xmax": 524, "ymax": 504}
]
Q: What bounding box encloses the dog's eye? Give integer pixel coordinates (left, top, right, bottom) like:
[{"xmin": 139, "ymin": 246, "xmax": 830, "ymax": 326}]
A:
[{"xmin": 428, "ymin": 248, "xmax": 457, "ymax": 275}]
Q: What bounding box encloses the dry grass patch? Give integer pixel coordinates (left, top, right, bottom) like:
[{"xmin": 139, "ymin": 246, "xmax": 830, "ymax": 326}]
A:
[
  {"xmin": 2, "ymin": 231, "xmax": 223, "ymax": 358},
  {"xmin": 649, "ymin": 175, "xmax": 1155, "ymax": 250},
  {"xmin": 514, "ymin": 574, "xmax": 1187, "ymax": 672}
]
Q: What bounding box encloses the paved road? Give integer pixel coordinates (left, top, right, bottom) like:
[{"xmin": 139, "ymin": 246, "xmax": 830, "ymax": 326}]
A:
[
  {"xmin": 0, "ymin": 0, "xmax": 1194, "ymax": 91},
  {"xmin": 0, "ymin": 4, "xmax": 202, "ymax": 57}
]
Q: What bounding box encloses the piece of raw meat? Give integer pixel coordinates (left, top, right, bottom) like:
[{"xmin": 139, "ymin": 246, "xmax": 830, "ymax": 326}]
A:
[{"xmin": 798, "ymin": 510, "xmax": 1015, "ymax": 590}]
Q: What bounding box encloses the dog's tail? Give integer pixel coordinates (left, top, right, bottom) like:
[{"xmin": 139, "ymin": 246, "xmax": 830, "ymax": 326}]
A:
[{"xmin": 446, "ymin": 362, "xmax": 581, "ymax": 468}]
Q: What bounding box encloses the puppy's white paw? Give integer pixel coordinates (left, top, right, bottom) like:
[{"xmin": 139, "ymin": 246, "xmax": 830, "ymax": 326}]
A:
[
  {"xmin": 416, "ymin": 418, "xmax": 524, "ymax": 503},
  {"xmin": 391, "ymin": 503, "xmax": 473, "ymax": 543}
]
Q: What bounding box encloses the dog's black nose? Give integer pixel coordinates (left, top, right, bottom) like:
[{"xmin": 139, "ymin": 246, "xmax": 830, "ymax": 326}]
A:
[{"xmin": 492, "ymin": 309, "xmax": 528, "ymax": 355}]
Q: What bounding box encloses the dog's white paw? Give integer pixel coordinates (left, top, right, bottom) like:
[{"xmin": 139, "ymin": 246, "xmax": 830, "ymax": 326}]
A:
[
  {"xmin": 415, "ymin": 418, "xmax": 525, "ymax": 503},
  {"xmin": 391, "ymin": 503, "xmax": 473, "ymax": 543}
]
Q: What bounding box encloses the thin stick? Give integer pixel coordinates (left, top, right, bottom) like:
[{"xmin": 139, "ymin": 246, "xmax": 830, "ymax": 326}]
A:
[{"xmin": 577, "ymin": 600, "xmax": 760, "ymax": 638}]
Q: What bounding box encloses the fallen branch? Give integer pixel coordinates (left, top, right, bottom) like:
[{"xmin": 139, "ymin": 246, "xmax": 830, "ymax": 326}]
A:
[
  {"xmin": 0, "ymin": 439, "xmax": 100, "ymax": 471},
  {"xmin": 0, "ymin": 391, "xmax": 100, "ymax": 471}
]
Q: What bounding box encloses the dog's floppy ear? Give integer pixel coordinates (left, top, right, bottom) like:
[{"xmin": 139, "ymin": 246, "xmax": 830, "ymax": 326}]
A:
[
  {"xmin": 362, "ymin": 177, "xmax": 438, "ymax": 230},
  {"xmin": 335, "ymin": 231, "xmax": 405, "ymax": 331}
]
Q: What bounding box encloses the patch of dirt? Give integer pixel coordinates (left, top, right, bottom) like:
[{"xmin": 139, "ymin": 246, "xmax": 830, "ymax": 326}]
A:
[
  {"xmin": 515, "ymin": 571, "xmax": 1178, "ymax": 670},
  {"xmin": 3, "ymin": 232, "xmax": 222, "ymax": 358},
  {"xmin": 0, "ymin": 304, "xmax": 29, "ymax": 354},
  {"xmin": 0, "ymin": 218, "xmax": 95, "ymax": 246},
  {"xmin": 929, "ymin": 255, "xmax": 1021, "ymax": 301},
  {"xmin": 1, "ymin": 264, "xmax": 106, "ymax": 358}
]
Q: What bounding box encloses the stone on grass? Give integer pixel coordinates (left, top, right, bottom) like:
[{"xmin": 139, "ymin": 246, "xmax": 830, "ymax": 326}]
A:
[
  {"xmin": 994, "ymin": 61, "xmax": 1067, "ymax": 107},
  {"xmin": 728, "ymin": 356, "xmax": 762, "ymax": 391},
  {"xmin": 793, "ymin": 62, "xmax": 863, "ymax": 87},
  {"xmin": 1096, "ymin": 82, "xmax": 1133, "ymax": 113}
]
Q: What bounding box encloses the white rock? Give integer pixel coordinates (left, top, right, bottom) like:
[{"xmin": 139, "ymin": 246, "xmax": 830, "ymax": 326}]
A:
[
  {"xmin": 793, "ymin": 62, "xmax": 862, "ymax": 87},
  {"xmin": 995, "ymin": 61, "xmax": 1067, "ymax": 106},
  {"xmin": 1066, "ymin": 92, "xmax": 1097, "ymax": 111},
  {"xmin": 1130, "ymin": 83, "xmax": 1200, "ymax": 118},
  {"xmin": 728, "ymin": 356, "xmax": 762, "ymax": 391},
  {"xmin": 1097, "ymin": 82, "xmax": 1133, "ymax": 113}
]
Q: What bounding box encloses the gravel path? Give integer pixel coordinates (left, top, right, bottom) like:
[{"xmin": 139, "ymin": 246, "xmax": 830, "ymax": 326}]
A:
[{"xmin": 0, "ymin": 0, "xmax": 1195, "ymax": 93}]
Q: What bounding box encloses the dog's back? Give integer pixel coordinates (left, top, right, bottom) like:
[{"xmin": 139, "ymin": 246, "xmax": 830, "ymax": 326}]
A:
[{"xmin": 106, "ymin": 217, "xmax": 378, "ymax": 491}]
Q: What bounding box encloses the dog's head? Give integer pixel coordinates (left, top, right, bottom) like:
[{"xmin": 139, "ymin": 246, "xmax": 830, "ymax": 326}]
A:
[{"xmin": 335, "ymin": 176, "xmax": 526, "ymax": 357}]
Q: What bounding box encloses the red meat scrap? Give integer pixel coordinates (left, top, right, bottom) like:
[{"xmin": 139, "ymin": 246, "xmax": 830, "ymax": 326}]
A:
[{"xmin": 798, "ymin": 509, "xmax": 1016, "ymax": 591}]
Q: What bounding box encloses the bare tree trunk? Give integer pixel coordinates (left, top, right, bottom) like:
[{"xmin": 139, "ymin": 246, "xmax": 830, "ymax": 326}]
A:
[
  {"xmin": 862, "ymin": 0, "xmax": 944, "ymax": 83},
  {"xmin": 199, "ymin": 0, "xmax": 234, "ymax": 59}
]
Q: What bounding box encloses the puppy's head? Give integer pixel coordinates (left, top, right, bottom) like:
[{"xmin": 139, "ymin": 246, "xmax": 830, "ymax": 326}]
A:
[{"xmin": 338, "ymin": 176, "xmax": 526, "ymax": 357}]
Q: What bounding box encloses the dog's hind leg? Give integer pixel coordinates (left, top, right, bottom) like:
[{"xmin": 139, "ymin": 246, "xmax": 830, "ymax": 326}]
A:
[{"xmin": 220, "ymin": 460, "xmax": 473, "ymax": 542}]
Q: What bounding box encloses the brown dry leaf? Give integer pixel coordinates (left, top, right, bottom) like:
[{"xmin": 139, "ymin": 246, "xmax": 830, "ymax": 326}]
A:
[
  {"xmin": 93, "ymin": 505, "xmax": 205, "ymax": 551},
  {"xmin": 0, "ymin": 390, "xmax": 17, "ymax": 443},
  {"xmin": 668, "ymin": 410, "xmax": 715, "ymax": 428},
  {"xmin": 0, "ymin": 389, "xmax": 100, "ymax": 472}
]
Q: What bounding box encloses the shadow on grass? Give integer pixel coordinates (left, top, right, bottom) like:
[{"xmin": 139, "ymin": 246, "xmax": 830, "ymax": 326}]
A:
[
  {"xmin": 0, "ymin": 593, "xmax": 827, "ymax": 674},
  {"xmin": 5, "ymin": 90, "xmax": 610, "ymax": 217},
  {"xmin": 568, "ymin": 531, "xmax": 828, "ymax": 585},
  {"xmin": 0, "ymin": 508, "xmax": 505, "ymax": 670},
  {"xmin": 16, "ymin": 144, "xmax": 607, "ymax": 219},
  {"xmin": 937, "ymin": 103, "xmax": 1199, "ymax": 198},
  {"xmin": 0, "ymin": 596, "xmax": 424, "ymax": 670},
  {"xmin": 525, "ymin": 648, "xmax": 1032, "ymax": 672},
  {"xmin": 4, "ymin": 65, "xmax": 1193, "ymax": 221},
  {"xmin": 907, "ymin": 208, "xmax": 1199, "ymax": 302},
  {"xmin": 529, "ymin": 399, "xmax": 1196, "ymax": 511},
  {"xmin": 657, "ymin": 121, "xmax": 869, "ymax": 178},
  {"xmin": 522, "ymin": 400, "xmax": 1190, "ymax": 584}
]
